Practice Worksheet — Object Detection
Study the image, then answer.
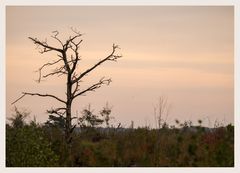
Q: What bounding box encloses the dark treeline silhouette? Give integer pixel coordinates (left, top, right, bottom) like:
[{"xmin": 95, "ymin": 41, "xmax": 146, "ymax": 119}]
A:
[{"xmin": 6, "ymin": 107, "xmax": 234, "ymax": 167}]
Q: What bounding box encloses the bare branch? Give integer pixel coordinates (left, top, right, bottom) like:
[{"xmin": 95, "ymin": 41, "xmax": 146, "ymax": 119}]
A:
[
  {"xmin": 63, "ymin": 29, "xmax": 82, "ymax": 51},
  {"xmin": 71, "ymin": 72, "xmax": 82, "ymax": 97},
  {"xmin": 70, "ymin": 38, "xmax": 83, "ymax": 48},
  {"xmin": 72, "ymin": 80, "xmax": 80, "ymax": 97},
  {"xmin": 42, "ymin": 70, "xmax": 67, "ymax": 78},
  {"xmin": 73, "ymin": 77, "xmax": 112, "ymax": 98},
  {"xmin": 70, "ymin": 27, "xmax": 81, "ymax": 35},
  {"xmin": 61, "ymin": 52, "xmax": 71, "ymax": 73},
  {"xmin": 72, "ymin": 44, "xmax": 121, "ymax": 84},
  {"xmin": 41, "ymin": 64, "xmax": 68, "ymax": 79},
  {"xmin": 12, "ymin": 92, "xmax": 66, "ymax": 105},
  {"xmin": 11, "ymin": 94, "xmax": 26, "ymax": 105},
  {"xmin": 29, "ymin": 37, "xmax": 63, "ymax": 53},
  {"xmin": 69, "ymin": 39, "xmax": 82, "ymax": 73},
  {"xmin": 36, "ymin": 59, "xmax": 62, "ymax": 83},
  {"xmin": 52, "ymin": 30, "xmax": 59, "ymax": 37},
  {"xmin": 51, "ymin": 30, "xmax": 64, "ymax": 47}
]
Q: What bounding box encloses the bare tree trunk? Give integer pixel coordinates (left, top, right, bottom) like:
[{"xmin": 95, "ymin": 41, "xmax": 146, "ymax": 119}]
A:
[
  {"xmin": 65, "ymin": 102, "xmax": 72, "ymax": 143},
  {"xmin": 66, "ymin": 73, "xmax": 72, "ymax": 143},
  {"xmin": 65, "ymin": 73, "xmax": 73, "ymax": 166}
]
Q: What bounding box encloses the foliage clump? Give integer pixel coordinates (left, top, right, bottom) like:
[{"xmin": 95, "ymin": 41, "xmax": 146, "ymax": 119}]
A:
[{"xmin": 6, "ymin": 108, "xmax": 59, "ymax": 166}]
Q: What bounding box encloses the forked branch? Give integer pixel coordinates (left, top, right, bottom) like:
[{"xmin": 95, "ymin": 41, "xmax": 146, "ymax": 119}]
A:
[
  {"xmin": 72, "ymin": 44, "xmax": 121, "ymax": 84},
  {"xmin": 73, "ymin": 77, "xmax": 112, "ymax": 98},
  {"xmin": 36, "ymin": 59, "xmax": 63, "ymax": 83}
]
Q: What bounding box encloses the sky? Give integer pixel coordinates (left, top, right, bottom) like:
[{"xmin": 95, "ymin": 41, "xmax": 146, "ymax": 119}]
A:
[{"xmin": 6, "ymin": 6, "xmax": 234, "ymax": 128}]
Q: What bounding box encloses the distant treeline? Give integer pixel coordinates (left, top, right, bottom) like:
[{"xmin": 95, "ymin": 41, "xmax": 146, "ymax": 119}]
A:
[{"xmin": 6, "ymin": 108, "xmax": 234, "ymax": 167}]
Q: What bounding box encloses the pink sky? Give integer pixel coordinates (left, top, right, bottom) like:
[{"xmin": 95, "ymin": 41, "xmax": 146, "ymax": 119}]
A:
[{"xmin": 6, "ymin": 6, "xmax": 234, "ymax": 127}]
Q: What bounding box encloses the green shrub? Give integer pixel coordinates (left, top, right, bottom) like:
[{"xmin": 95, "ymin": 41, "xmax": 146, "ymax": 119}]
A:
[{"xmin": 6, "ymin": 125, "xmax": 59, "ymax": 167}]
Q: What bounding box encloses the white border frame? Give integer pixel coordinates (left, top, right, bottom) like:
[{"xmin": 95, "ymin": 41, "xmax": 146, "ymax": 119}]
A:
[{"xmin": 1, "ymin": 1, "xmax": 239, "ymax": 173}]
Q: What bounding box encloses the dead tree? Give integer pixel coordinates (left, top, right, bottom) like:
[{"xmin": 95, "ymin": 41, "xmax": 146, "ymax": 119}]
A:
[
  {"xmin": 153, "ymin": 95, "xmax": 171, "ymax": 166},
  {"xmin": 153, "ymin": 96, "xmax": 171, "ymax": 129},
  {"xmin": 12, "ymin": 28, "xmax": 121, "ymax": 144}
]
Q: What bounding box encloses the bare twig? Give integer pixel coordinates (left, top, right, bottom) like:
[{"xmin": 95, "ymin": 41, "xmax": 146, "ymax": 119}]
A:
[{"xmin": 51, "ymin": 30, "xmax": 64, "ymax": 47}]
